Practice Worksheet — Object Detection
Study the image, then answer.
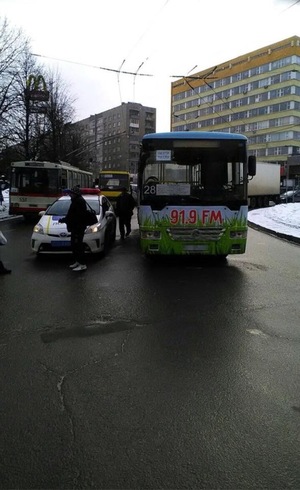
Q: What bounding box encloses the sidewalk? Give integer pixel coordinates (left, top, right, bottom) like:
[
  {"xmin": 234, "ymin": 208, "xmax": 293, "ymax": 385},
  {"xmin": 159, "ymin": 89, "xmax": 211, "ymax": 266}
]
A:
[
  {"xmin": 0, "ymin": 201, "xmax": 10, "ymax": 221},
  {"xmin": 131, "ymin": 208, "xmax": 139, "ymax": 231}
]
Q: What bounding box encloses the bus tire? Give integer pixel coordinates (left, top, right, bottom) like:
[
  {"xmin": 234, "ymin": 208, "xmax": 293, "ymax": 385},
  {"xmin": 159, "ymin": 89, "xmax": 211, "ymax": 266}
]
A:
[
  {"xmin": 216, "ymin": 254, "xmax": 228, "ymax": 263},
  {"xmin": 145, "ymin": 253, "xmax": 156, "ymax": 261}
]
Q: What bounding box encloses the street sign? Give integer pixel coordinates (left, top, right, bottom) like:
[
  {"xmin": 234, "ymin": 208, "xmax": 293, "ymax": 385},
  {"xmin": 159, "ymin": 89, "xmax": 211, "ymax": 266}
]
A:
[{"xmin": 24, "ymin": 88, "xmax": 49, "ymax": 102}]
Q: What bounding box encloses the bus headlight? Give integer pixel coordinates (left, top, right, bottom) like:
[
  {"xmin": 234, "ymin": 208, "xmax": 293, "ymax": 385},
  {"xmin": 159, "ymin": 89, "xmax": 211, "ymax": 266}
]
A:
[
  {"xmin": 141, "ymin": 230, "xmax": 161, "ymax": 240},
  {"xmin": 230, "ymin": 231, "xmax": 247, "ymax": 239},
  {"xmin": 33, "ymin": 224, "xmax": 44, "ymax": 234}
]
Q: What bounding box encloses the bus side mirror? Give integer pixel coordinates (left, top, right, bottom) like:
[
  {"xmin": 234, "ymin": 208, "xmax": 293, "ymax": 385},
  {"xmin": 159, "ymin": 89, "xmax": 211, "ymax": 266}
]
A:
[{"xmin": 248, "ymin": 155, "xmax": 256, "ymax": 177}]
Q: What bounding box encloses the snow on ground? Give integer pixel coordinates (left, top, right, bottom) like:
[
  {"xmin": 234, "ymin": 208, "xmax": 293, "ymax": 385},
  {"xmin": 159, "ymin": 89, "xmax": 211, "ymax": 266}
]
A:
[
  {"xmin": 248, "ymin": 203, "xmax": 300, "ymax": 239},
  {"xmin": 1, "ymin": 188, "xmax": 299, "ymax": 241},
  {"xmin": 0, "ymin": 189, "xmax": 9, "ymax": 219}
]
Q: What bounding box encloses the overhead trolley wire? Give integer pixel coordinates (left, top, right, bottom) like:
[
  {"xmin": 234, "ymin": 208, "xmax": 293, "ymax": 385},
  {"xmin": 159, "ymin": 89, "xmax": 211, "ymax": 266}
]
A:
[
  {"xmin": 31, "ymin": 53, "xmax": 222, "ymax": 81},
  {"xmin": 114, "ymin": 0, "xmax": 171, "ymax": 103},
  {"xmin": 281, "ymin": 0, "xmax": 300, "ymax": 11},
  {"xmin": 31, "ymin": 53, "xmax": 153, "ymax": 77}
]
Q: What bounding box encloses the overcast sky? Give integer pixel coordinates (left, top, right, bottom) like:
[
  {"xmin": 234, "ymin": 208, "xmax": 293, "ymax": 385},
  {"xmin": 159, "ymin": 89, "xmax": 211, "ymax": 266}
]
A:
[{"xmin": 1, "ymin": 0, "xmax": 300, "ymax": 131}]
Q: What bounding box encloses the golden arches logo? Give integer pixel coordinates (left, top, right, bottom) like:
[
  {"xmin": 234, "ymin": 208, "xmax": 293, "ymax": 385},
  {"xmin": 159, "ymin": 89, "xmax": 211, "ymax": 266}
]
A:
[
  {"xmin": 25, "ymin": 74, "xmax": 49, "ymax": 102},
  {"xmin": 26, "ymin": 74, "xmax": 47, "ymax": 91}
]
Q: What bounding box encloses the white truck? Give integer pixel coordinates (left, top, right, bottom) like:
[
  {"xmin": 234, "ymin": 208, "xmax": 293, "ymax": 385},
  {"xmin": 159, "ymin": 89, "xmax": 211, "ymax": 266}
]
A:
[{"xmin": 248, "ymin": 161, "xmax": 281, "ymax": 208}]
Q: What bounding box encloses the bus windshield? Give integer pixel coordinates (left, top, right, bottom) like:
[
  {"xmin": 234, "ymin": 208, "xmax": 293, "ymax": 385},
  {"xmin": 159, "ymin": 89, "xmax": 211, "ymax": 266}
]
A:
[
  {"xmin": 99, "ymin": 172, "xmax": 130, "ymax": 191},
  {"xmin": 140, "ymin": 138, "xmax": 247, "ymax": 205},
  {"xmin": 11, "ymin": 167, "xmax": 59, "ymax": 194}
]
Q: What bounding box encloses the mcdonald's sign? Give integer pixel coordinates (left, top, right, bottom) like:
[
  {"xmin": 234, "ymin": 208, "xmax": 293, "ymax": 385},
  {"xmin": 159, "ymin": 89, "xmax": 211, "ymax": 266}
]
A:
[{"xmin": 25, "ymin": 74, "xmax": 49, "ymax": 102}]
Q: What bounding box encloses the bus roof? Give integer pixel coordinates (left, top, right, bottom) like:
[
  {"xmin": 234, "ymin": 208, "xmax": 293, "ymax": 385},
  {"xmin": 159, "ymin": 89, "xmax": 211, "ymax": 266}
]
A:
[
  {"xmin": 11, "ymin": 160, "xmax": 71, "ymax": 166},
  {"xmin": 11, "ymin": 161, "xmax": 92, "ymax": 174},
  {"xmin": 142, "ymin": 131, "xmax": 247, "ymax": 141},
  {"xmin": 99, "ymin": 170, "xmax": 129, "ymax": 174}
]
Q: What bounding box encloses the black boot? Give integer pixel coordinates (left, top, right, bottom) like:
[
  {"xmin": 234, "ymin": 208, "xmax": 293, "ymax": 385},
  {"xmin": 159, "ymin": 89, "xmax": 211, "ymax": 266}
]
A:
[
  {"xmin": 1, "ymin": 268, "xmax": 11, "ymax": 274},
  {"xmin": 0, "ymin": 261, "xmax": 11, "ymax": 274}
]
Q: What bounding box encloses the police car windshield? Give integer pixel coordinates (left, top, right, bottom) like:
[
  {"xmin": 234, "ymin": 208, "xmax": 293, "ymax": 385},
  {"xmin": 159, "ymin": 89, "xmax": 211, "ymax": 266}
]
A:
[
  {"xmin": 86, "ymin": 199, "xmax": 100, "ymax": 214},
  {"xmin": 47, "ymin": 198, "xmax": 101, "ymax": 216}
]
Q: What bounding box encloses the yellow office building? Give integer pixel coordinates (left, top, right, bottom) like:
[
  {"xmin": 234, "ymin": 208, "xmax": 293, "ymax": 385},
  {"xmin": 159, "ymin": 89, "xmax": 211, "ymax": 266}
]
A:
[{"xmin": 171, "ymin": 36, "xmax": 300, "ymax": 180}]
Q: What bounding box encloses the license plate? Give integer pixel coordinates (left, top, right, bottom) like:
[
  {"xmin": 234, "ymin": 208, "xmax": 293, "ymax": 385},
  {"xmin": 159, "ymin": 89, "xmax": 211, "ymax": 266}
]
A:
[
  {"xmin": 183, "ymin": 244, "xmax": 208, "ymax": 251},
  {"xmin": 51, "ymin": 240, "xmax": 70, "ymax": 248}
]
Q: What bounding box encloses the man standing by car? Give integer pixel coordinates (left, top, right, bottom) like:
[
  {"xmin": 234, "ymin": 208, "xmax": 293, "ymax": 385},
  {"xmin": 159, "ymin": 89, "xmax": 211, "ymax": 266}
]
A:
[
  {"xmin": 115, "ymin": 187, "xmax": 136, "ymax": 240},
  {"xmin": 59, "ymin": 187, "xmax": 87, "ymax": 271},
  {"xmin": 0, "ymin": 175, "xmax": 5, "ymax": 205}
]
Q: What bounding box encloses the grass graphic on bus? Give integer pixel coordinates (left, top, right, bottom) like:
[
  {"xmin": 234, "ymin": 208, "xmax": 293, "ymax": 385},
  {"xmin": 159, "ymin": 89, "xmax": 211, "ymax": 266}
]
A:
[{"xmin": 139, "ymin": 210, "xmax": 248, "ymax": 255}]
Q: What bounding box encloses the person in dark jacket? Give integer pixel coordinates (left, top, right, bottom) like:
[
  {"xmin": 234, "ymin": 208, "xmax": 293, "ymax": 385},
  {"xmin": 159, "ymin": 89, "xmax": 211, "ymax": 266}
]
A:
[
  {"xmin": 115, "ymin": 187, "xmax": 136, "ymax": 240},
  {"xmin": 59, "ymin": 187, "xmax": 87, "ymax": 271},
  {"xmin": 0, "ymin": 229, "xmax": 11, "ymax": 274}
]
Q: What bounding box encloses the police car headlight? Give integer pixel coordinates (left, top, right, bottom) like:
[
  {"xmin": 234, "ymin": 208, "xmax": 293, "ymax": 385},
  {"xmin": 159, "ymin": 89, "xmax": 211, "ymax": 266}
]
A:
[
  {"xmin": 33, "ymin": 223, "xmax": 44, "ymax": 234},
  {"xmin": 85, "ymin": 223, "xmax": 101, "ymax": 234}
]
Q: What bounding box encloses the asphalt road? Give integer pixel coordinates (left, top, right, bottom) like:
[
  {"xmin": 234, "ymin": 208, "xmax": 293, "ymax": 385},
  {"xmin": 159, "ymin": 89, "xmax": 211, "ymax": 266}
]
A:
[{"xmin": 0, "ymin": 216, "xmax": 300, "ymax": 489}]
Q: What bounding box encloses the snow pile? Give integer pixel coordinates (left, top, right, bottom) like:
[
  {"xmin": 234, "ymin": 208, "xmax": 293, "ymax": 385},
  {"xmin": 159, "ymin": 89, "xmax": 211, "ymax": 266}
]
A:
[
  {"xmin": 0, "ymin": 189, "xmax": 10, "ymax": 219},
  {"xmin": 248, "ymin": 203, "xmax": 300, "ymax": 238}
]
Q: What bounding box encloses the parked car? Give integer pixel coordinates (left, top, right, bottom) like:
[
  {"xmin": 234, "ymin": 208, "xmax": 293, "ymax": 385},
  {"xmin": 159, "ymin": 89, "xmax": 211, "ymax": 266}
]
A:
[
  {"xmin": 31, "ymin": 189, "xmax": 116, "ymax": 255},
  {"xmin": 280, "ymin": 189, "xmax": 300, "ymax": 203}
]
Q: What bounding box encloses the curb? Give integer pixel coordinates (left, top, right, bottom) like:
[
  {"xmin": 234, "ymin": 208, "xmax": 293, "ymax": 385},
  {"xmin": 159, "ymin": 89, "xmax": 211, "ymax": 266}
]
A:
[
  {"xmin": 248, "ymin": 221, "xmax": 300, "ymax": 245},
  {"xmin": 0, "ymin": 214, "xmax": 23, "ymax": 222}
]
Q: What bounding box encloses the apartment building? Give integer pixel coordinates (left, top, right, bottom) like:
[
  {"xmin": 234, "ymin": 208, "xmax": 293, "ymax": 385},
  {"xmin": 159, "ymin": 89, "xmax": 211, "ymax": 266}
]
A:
[
  {"xmin": 74, "ymin": 102, "xmax": 156, "ymax": 178},
  {"xmin": 171, "ymin": 35, "xmax": 300, "ymax": 182}
]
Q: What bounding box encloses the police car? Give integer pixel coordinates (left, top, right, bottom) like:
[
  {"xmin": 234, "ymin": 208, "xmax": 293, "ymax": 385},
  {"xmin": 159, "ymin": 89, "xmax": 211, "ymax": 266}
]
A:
[{"xmin": 31, "ymin": 189, "xmax": 116, "ymax": 255}]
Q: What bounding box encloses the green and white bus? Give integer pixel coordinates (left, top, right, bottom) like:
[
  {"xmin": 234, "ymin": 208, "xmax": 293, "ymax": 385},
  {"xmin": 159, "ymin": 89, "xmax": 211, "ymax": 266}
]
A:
[{"xmin": 137, "ymin": 131, "xmax": 256, "ymax": 257}]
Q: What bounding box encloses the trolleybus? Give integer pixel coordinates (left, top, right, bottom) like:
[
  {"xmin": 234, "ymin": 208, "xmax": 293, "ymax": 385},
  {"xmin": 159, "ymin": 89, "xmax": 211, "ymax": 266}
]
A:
[{"xmin": 9, "ymin": 160, "xmax": 93, "ymax": 219}]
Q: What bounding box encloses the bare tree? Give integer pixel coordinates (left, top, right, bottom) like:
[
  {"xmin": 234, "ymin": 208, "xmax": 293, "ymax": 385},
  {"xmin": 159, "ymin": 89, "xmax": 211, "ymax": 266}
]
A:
[
  {"xmin": 60, "ymin": 123, "xmax": 92, "ymax": 169},
  {"xmin": 12, "ymin": 47, "xmax": 47, "ymax": 159},
  {"xmin": 34, "ymin": 68, "xmax": 92, "ymax": 169},
  {"xmin": 0, "ymin": 17, "xmax": 87, "ymax": 171},
  {"xmin": 62, "ymin": 122, "xmax": 96, "ymax": 170},
  {"xmin": 0, "ymin": 18, "xmax": 29, "ymax": 151},
  {"xmin": 40, "ymin": 69, "xmax": 76, "ymax": 162},
  {"xmin": 0, "ymin": 17, "xmax": 47, "ymax": 162}
]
